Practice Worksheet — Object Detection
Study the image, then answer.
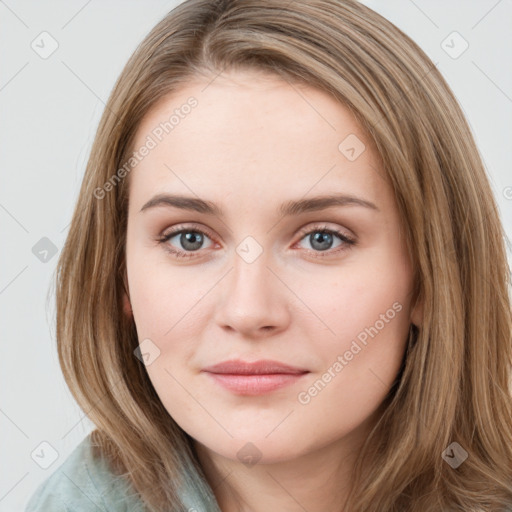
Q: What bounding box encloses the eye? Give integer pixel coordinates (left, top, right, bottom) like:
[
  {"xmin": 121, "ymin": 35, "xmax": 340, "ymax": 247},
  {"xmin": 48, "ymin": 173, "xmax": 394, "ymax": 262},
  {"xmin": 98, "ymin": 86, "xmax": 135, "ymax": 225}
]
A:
[
  {"xmin": 294, "ymin": 224, "xmax": 356, "ymax": 257},
  {"xmin": 156, "ymin": 223, "xmax": 356, "ymax": 260},
  {"xmin": 156, "ymin": 224, "xmax": 215, "ymax": 259}
]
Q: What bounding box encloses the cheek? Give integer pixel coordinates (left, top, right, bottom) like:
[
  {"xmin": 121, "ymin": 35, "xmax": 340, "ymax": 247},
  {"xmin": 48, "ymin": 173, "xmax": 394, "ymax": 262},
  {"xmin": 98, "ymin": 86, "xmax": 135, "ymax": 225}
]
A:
[
  {"xmin": 295, "ymin": 250, "xmax": 412, "ymax": 350},
  {"xmin": 127, "ymin": 246, "xmax": 213, "ymax": 340},
  {"xmin": 291, "ymin": 277, "xmax": 410, "ymax": 444},
  {"xmin": 292, "ymin": 249, "xmax": 412, "ymax": 405},
  {"xmin": 126, "ymin": 249, "xmax": 217, "ymax": 396}
]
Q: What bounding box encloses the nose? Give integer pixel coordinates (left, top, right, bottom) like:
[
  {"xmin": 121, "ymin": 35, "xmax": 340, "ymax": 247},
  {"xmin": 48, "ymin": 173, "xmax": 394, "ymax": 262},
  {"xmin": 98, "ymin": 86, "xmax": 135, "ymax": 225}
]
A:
[{"xmin": 213, "ymin": 251, "xmax": 291, "ymax": 339}]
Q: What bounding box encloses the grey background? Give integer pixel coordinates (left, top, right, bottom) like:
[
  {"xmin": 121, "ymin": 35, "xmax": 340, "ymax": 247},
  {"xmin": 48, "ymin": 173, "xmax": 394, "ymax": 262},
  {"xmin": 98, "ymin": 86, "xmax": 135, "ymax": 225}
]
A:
[{"xmin": 1, "ymin": 1, "xmax": 511, "ymax": 510}]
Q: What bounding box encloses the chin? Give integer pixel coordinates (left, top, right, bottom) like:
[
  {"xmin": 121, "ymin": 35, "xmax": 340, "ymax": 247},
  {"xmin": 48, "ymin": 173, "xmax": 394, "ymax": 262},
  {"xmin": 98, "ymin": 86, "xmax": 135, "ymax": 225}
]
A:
[{"xmin": 196, "ymin": 434, "xmax": 308, "ymax": 467}]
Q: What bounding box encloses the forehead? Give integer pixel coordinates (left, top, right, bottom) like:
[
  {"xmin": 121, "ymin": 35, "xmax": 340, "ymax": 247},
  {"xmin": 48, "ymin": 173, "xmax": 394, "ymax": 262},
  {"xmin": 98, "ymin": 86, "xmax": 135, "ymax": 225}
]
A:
[{"xmin": 128, "ymin": 70, "xmax": 388, "ymax": 212}]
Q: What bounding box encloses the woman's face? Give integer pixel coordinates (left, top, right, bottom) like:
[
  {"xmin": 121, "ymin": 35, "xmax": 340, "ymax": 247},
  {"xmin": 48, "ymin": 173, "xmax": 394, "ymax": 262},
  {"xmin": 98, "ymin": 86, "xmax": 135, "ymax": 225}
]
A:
[{"xmin": 124, "ymin": 69, "xmax": 420, "ymax": 466}]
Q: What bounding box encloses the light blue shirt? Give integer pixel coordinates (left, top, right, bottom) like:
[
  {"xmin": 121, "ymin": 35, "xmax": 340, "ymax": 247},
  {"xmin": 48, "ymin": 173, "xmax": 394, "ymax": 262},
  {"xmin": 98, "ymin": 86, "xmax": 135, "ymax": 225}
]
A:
[{"xmin": 25, "ymin": 433, "xmax": 222, "ymax": 511}]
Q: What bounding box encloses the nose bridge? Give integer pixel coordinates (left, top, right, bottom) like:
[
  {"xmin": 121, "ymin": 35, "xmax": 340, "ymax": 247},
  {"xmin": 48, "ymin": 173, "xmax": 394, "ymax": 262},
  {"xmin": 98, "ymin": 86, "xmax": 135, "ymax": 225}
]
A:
[
  {"xmin": 230, "ymin": 243, "xmax": 275, "ymax": 308},
  {"xmin": 214, "ymin": 239, "xmax": 288, "ymax": 334}
]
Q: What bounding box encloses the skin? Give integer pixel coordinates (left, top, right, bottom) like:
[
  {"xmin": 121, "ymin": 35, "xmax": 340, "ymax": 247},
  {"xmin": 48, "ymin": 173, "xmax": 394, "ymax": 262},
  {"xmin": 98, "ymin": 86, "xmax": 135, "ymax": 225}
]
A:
[{"xmin": 123, "ymin": 69, "xmax": 422, "ymax": 512}]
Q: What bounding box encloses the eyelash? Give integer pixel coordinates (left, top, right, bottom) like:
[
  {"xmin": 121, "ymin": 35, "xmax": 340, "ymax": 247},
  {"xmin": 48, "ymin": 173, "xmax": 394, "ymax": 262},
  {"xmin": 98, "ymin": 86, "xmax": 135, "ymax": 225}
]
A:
[{"xmin": 156, "ymin": 223, "xmax": 356, "ymax": 260}]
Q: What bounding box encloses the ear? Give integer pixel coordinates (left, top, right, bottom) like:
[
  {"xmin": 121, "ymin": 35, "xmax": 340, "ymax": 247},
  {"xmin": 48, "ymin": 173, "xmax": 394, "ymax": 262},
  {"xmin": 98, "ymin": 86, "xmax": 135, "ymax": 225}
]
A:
[
  {"xmin": 122, "ymin": 292, "xmax": 133, "ymax": 318},
  {"xmin": 121, "ymin": 268, "xmax": 133, "ymax": 318},
  {"xmin": 410, "ymin": 293, "xmax": 423, "ymax": 328}
]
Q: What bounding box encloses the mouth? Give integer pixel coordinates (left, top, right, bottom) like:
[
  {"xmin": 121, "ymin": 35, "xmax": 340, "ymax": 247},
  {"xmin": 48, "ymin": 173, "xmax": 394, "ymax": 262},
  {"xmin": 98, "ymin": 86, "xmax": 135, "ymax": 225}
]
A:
[{"xmin": 201, "ymin": 359, "xmax": 310, "ymax": 395}]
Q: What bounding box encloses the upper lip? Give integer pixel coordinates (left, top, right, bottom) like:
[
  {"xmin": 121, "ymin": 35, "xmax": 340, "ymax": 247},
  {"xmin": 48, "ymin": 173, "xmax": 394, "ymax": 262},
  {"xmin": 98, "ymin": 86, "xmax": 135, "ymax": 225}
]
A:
[{"xmin": 202, "ymin": 359, "xmax": 309, "ymax": 375}]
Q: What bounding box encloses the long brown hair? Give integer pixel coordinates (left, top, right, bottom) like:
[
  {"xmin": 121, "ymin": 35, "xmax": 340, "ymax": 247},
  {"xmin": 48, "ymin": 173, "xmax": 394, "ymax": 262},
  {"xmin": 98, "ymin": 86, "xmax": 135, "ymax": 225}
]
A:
[{"xmin": 55, "ymin": 0, "xmax": 512, "ymax": 510}]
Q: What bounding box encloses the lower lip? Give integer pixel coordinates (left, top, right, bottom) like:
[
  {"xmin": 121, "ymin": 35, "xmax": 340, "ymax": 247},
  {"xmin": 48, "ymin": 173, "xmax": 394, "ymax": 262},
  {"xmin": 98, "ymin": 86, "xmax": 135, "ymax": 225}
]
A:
[{"xmin": 204, "ymin": 372, "xmax": 308, "ymax": 395}]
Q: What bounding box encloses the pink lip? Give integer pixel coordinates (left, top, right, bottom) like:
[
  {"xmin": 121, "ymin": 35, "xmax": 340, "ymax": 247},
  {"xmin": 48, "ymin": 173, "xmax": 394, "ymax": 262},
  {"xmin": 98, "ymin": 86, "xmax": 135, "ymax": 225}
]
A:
[{"xmin": 201, "ymin": 359, "xmax": 309, "ymax": 395}]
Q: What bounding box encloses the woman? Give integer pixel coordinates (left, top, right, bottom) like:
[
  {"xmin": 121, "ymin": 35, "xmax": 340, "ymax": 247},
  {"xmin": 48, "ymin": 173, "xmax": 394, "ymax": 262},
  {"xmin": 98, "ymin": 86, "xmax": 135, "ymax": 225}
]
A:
[{"xmin": 26, "ymin": 0, "xmax": 512, "ymax": 510}]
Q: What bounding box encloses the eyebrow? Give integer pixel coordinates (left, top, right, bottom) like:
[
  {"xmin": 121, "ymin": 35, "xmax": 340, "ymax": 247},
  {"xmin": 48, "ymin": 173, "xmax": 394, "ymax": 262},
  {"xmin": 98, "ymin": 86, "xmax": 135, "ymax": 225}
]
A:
[{"xmin": 139, "ymin": 193, "xmax": 379, "ymax": 216}]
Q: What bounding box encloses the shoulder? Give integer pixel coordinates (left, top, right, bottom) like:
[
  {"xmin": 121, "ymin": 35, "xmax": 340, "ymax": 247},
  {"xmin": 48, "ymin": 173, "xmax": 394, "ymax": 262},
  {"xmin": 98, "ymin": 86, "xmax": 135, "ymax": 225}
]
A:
[{"xmin": 24, "ymin": 432, "xmax": 146, "ymax": 511}]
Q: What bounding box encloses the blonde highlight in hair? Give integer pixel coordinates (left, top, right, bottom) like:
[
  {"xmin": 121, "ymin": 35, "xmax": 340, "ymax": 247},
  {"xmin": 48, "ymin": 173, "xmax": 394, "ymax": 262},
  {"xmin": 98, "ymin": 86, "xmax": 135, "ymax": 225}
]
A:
[{"xmin": 55, "ymin": 0, "xmax": 512, "ymax": 510}]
